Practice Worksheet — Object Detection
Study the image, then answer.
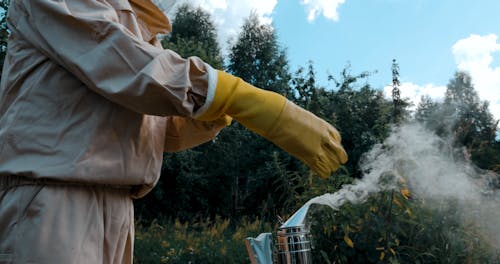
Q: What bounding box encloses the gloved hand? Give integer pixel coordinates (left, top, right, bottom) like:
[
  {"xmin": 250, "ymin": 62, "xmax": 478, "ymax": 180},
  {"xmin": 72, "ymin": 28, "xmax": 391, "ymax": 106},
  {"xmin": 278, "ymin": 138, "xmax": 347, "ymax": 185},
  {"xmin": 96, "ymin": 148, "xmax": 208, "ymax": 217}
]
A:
[
  {"xmin": 197, "ymin": 71, "xmax": 347, "ymax": 178},
  {"xmin": 164, "ymin": 115, "xmax": 232, "ymax": 152}
]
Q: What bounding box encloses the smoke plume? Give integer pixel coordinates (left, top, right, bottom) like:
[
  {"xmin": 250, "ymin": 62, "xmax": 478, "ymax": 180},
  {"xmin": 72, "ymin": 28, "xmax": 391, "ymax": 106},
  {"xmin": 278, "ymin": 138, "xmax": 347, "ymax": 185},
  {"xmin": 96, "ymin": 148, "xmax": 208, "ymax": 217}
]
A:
[{"xmin": 308, "ymin": 122, "xmax": 500, "ymax": 247}]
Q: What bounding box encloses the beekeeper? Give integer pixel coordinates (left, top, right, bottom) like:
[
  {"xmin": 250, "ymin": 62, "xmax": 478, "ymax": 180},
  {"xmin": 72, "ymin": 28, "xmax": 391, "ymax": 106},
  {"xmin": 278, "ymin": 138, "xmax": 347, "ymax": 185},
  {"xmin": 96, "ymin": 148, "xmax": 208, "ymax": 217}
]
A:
[{"xmin": 0, "ymin": 0, "xmax": 347, "ymax": 263}]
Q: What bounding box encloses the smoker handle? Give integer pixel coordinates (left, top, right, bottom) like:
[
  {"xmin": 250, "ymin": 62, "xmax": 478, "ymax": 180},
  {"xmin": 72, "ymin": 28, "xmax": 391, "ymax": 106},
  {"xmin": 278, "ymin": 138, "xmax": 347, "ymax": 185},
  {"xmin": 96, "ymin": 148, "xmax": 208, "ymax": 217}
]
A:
[
  {"xmin": 245, "ymin": 233, "xmax": 274, "ymax": 264},
  {"xmin": 245, "ymin": 239, "xmax": 259, "ymax": 264}
]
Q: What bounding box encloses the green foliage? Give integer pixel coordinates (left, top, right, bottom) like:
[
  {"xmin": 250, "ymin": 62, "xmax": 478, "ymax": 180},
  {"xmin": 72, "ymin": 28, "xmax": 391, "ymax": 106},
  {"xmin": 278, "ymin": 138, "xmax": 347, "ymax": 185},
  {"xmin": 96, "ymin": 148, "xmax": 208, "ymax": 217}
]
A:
[
  {"xmin": 327, "ymin": 66, "xmax": 393, "ymax": 177},
  {"xmin": 135, "ymin": 179, "xmax": 500, "ymax": 263},
  {"xmin": 415, "ymin": 71, "xmax": 500, "ymax": 171},
  {"xmin": 135, "ymin": 149, "xmax": 221, "ymax": 221},
  {"xmin": 134, "ymin": 217, "xmax": 275, "ymax": 264},
  {"xmin": 309, "ymin": 190, "xmax": 500, "ymax": 263},
  {"xmin": 289, "ymin": 62, "xmax": 395, "ymax": 178},
  {"xmin": 390, "ymin": 59, "xmax": 412, "ymax": 124},
  {"xmin": 228, "ymin": 13, "xmax": 291, "ymax": 95},
  {"xmin": 444, "ymin": 71, "xmax": 496, "ymax": 145},
  {"xmin": 415, "ymin": 95, "xmax": 441, "ymax": 127},
  {"xmin": 291, "ymin": 61, "xmax": 325, "ymax": 116},
  {"xmin": 162, "ymin": 3, "xmax": 223, "ymax": 69}
]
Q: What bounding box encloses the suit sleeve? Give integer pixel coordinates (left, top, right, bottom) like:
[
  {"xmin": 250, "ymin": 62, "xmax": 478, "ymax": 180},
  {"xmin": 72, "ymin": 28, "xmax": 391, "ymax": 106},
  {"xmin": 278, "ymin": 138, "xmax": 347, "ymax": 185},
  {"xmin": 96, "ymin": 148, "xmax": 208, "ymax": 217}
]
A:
[{"xmin": 13, "ymin": 0, "xmax": 217, "ymax": 117}]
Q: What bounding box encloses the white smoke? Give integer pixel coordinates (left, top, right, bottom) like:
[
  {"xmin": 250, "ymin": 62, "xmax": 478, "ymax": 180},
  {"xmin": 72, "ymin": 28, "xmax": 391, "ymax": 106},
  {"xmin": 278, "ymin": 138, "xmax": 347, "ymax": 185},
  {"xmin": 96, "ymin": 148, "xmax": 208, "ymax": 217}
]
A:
[{"xmin": 307, "ymin": 122, "xmax": 500, "ymax": 247}]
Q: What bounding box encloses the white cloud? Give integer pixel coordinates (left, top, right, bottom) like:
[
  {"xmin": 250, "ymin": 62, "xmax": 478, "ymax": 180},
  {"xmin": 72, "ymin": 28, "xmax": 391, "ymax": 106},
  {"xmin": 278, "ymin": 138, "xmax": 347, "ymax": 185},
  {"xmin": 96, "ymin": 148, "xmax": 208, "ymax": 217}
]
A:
[
  {"xmin": 300, "ymin": 0, "xmax": 346, "ymax": 22},
  {"xmin": 166, "ymin": 0, "xmax": 346, "ymax": 52},
  {"xmin": 383, "ymin": 82, "xmax": 446, "ymax": 112},
  {"xmin": 452, "ymin": 34, "xmax": 500, "ymax": 121},
  {"xmin": 175, "ymin": 0, "xmax": 277, "ymax": 52},
  {"xmin": 384, "ymin": 34, "xmax": 500, "ymax": 122}
]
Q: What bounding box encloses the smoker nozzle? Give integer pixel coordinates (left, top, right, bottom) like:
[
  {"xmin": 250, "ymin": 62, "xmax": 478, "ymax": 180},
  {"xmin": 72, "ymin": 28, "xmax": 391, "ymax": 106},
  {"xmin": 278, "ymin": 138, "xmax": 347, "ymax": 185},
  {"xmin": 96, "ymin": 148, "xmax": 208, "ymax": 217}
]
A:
[{"xmin": 280, "ymin": 202, "xmax": 312, "ymax": 228}]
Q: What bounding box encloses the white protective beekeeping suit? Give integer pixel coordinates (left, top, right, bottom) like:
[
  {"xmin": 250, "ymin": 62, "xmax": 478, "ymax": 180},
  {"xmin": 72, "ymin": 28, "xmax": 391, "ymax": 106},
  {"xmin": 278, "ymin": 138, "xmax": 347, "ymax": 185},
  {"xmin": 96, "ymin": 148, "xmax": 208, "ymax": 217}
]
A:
[{"xmin": 0, "ymin": 0, "xmax": 227, "ymax": 263}]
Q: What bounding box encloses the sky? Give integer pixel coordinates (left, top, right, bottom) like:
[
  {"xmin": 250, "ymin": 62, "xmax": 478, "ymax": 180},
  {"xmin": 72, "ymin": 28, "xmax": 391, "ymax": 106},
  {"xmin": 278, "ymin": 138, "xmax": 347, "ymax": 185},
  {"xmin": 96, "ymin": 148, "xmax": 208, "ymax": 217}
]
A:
[{"xmin": 173, "ymin": 0, "xmax": 500, "ymax": 122}]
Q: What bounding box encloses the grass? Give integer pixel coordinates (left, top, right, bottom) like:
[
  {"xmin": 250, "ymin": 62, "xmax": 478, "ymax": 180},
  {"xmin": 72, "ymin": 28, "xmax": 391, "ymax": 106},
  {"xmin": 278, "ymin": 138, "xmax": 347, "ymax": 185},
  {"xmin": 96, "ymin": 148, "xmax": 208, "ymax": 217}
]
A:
[{"xmin": 134, "ymin": 217, "xmax": 274, "ymax": 263}]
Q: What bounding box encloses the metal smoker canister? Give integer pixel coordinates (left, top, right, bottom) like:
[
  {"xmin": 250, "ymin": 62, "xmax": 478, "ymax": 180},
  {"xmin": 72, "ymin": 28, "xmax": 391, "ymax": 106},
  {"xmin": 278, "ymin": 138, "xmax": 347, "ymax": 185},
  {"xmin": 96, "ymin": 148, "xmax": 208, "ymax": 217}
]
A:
[
  {"xmin": 245, "ymin": 203, "xmax": 314, "ymax": 264},
  {"xmin": 275, "ymin": 225, "xmax": 313, "ymax": 264},
  {"xmin": 275, "ymin": 202, "xmax": 314, "ymax": 264}
]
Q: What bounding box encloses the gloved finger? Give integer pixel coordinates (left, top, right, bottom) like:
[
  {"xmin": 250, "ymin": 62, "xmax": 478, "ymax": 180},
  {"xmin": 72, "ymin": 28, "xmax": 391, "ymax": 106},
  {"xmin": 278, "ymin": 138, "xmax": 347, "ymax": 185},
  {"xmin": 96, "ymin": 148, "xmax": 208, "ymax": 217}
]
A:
[
  {"xmin": 337, "ymin": 143, "xmax": 348, "ymax": 164},
  {"xmin": 328, "ymin": 127, "xmax": 342, "ymax": 142},
  {"xmin": 214, "ymin": 114, "xmax": 233, "ymax": 126},
  {"xmin": 311, "ymin": 155, "xmax": 331, "ymax": 179},
  {"xmin": 327, "ymin": 127, "xmax": 347, "ymax": 164},
  {"xmin": 323, "ymin": 139, "xmax": 348, "ymax": 165},
  {"xmin": 191, "ymin": 115, "xmax": 232, "ymax": 131}
]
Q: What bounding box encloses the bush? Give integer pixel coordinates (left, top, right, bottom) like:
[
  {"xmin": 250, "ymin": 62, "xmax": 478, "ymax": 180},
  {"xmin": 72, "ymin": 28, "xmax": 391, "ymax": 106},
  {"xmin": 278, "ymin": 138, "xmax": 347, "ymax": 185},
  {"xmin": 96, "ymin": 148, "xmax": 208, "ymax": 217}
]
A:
[
  {"xmin": 135, "ymin": 171, "xmax": 499, "ymax": 263},
  {"xmin": 308, "ymin": 190, "xmax": 500, "ymax": 264},
  {"xmin": 134, "ymin": 217, "xmax": 275, "ymax": 263}
]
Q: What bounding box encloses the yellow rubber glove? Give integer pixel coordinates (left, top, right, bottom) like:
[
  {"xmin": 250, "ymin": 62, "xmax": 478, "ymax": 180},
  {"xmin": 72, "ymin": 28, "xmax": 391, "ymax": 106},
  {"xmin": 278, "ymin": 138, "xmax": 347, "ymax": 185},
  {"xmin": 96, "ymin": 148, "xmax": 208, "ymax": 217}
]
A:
[{"xmin": 197, "ymin": 71, "xmax": 348, "ymax": 178}]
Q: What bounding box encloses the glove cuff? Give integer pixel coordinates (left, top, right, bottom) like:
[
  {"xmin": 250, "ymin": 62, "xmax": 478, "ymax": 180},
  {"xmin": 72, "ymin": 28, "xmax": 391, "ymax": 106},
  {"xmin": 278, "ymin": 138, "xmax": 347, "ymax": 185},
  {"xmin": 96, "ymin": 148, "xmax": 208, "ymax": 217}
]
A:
[{"xmin": 197, "ymin": 70, "xmax": 287, "ymax": 136}]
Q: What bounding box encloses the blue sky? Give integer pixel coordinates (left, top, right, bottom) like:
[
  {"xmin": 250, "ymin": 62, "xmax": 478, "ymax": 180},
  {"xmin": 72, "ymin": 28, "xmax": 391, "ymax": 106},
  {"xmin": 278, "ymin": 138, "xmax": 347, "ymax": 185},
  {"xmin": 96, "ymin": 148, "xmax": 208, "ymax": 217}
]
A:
[
  {"xmin": 273, "ymin": 0, "xmax": 500, "ymax": 87},
  {"xmin": 178, "ymin": 0, "xmax": 500, "ymax": 121}
]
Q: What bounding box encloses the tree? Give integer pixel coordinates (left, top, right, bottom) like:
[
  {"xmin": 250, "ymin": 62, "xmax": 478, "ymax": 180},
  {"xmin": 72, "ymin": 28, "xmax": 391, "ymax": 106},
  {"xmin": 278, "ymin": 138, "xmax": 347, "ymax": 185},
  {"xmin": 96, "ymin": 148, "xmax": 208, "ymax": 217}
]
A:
[
  {"xmin": 443, "ymin": 71, "xmax": 499, "ymax": 170},
  {"xmin": 162, "ymin": 3, "xmax": 223, "ymax": 69},
  {"xmin": 444, "ymin": 72, "xmax": 496, "ymax": 145},
  {"xmin": 218, "ymin": 13, "xmax": 296, "ymax": 219},
  {"xmin": 291, "ymin": 61, "xmax": 324, "ymax": 117},
  {"xmin": 391, "ymin": 59, "xmax": 402, "ymax": 124},
  {"xmin": 416, "ymin": 71, "xmax": 499, "ymax": 171},
  {"xmin": 328, "ymin": 66, "xmax": 393, "ymax": 178},
  {"xmin": 228, "ymin": 13, "xmax": 291, "ymax": 95},
  {"xmin": 390, "ymin": 59, "xmax": 411, "ymax": 124},
  {"xmin": 415, "ymin": 95, "xmax": 446, "ymax": 136}
]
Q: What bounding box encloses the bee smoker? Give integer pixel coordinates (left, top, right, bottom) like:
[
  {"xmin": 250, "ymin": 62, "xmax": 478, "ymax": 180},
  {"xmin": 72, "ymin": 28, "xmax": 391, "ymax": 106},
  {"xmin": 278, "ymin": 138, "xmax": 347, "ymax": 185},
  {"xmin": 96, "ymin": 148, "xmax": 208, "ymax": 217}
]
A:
[{"xmin": 245, "ymin": 203, "xmax": 313, "ymax": 264}]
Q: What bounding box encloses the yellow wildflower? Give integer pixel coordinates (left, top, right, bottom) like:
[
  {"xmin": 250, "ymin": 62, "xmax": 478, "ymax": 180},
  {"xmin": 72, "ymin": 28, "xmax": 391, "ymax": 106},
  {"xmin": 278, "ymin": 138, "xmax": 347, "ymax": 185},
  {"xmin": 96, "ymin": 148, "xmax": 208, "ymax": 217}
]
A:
[
  {"xmin": 401, "ymin": 188, "xmax": 411, "ymax": 200},
  {"xmin": 405, "ymin": 208, "xmax": 412, "ymax": 216},
  {"xmin": 344, "ymin": 235, "xmax": 354, "ymax": 248},
  {"xmin": 161, "ymin": 241, "xmax": 170, "ymax": 248}
]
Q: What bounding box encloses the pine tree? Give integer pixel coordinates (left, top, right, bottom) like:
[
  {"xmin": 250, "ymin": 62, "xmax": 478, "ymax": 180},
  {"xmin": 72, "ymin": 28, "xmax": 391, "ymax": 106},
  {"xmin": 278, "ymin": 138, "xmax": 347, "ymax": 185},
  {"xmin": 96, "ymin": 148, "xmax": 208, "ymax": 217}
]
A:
[
  {"xmin": 228, "ymin": 13, "xmax": 291, "ymax": 95},
  {"xmin": 444, "ymin": 71, "xmax": 496, "ymax": 144},
  {"xmin": 390, "ymin": 59, "xmax": 410, "ymax": 124},
  {"xmin": 162, "ymin": 3, "xmax": 223, "ymax": 69},
  {"xmin": 223, "ymin": 13, "xmax": 296, "ymax": 218},
  {"xmin": 391, "ymin": 59, "xmax": 402, "ymax": 124},
  {"xmin": 442, "ymin": 71, "xmax": 498, "ymax": 168}
]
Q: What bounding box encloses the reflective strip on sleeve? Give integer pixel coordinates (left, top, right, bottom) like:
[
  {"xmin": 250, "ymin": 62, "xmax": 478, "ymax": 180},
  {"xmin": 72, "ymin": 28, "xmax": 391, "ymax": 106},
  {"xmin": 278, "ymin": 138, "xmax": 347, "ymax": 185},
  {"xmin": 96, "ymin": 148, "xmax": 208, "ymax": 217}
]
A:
[{"xmin": 194, "ymin": 63, "xmax": 218, "ymax": 118}]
